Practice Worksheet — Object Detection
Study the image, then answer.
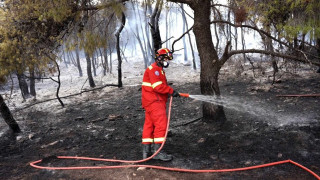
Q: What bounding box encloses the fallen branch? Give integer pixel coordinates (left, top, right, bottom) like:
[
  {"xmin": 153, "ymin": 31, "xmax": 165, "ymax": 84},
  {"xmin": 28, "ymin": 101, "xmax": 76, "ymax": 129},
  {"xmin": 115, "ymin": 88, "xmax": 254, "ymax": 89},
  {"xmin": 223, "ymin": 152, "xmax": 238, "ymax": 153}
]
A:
[
  {"xmin": 91, "ymin": 117, "xmax": 108, "ymax": 123},
  {"xmin": 173, "ymin": 117, "xmax": 202, "ymax": 128},
  {"xmin": 14, "ymin": 84, "xmax": 118, "ymax": 112}
]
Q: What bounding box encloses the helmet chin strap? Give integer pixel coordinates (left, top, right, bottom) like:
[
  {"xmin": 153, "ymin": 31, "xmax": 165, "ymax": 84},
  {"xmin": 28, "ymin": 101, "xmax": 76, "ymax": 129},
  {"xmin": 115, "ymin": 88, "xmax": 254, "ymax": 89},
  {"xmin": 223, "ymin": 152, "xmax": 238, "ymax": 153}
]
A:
[{"xmin": 156, "ymin": 60, "xmax": 162, "ymax": 67}]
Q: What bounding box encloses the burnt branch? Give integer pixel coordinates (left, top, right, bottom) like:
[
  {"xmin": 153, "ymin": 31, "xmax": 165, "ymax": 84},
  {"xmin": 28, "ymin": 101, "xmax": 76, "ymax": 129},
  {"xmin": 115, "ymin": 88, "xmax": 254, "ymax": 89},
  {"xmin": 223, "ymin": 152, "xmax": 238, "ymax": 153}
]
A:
[
  {"xmin": 162, "ymin": 36, "xmax": 174, "ymax": 45},
  {"xmin": 14, "ymin": 83, "xmax": 118, "ymax": 112},
  {"xmin": 211, "ymin": 20, "xmax": 317, "ymax": 57},
  {"xmin": 166, "ymin": 0, "xmax": 193, "ymax": 4},
  {"xmin": 44, "ymin": 53, "xmax": 64, "ymax": 107},
  {"xmin": 220, "ymin": 41, "xmax": 232, "ymax": 65},
  {"xmin": 178, "ymin": 4, "xmax": 194, "ymax": 19},
  {"xmin": 228, "ymin": 49, "xmax": 320, "ymax": 66},
  {"xmin": 210, "ymin": 20, "xmax": 320, "ymax": 66},
  {"xmin": 78, "ymin": 0, "xmax": 128, "ymax": 11},
  {"xmin": 171, "ymin": 25, "xmax": 194, "ymax": 53}
]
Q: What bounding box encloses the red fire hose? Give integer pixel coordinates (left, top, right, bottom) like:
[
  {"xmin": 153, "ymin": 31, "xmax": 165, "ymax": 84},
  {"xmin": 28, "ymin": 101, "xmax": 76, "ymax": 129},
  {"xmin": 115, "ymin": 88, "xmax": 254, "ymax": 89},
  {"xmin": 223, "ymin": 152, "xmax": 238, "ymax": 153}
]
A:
[{"xmin": 30, "ymin": 95, "xmax": 320, "ymax": 179}]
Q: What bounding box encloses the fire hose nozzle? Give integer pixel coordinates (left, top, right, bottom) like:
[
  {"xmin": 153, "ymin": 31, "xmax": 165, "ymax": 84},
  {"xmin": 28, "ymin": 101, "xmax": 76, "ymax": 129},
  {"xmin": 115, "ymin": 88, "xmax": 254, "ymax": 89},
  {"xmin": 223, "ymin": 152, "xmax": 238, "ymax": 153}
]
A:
[{"xmin": 179, "ymin": 93, "xmax": 190, "ymax": 98}]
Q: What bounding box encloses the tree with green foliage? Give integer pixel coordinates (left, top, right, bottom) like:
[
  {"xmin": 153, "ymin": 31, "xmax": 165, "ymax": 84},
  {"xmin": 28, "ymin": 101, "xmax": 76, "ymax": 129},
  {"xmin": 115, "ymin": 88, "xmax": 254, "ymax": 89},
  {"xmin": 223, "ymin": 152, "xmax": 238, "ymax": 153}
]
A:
[
  {"xmin": 0, "ymin": 0, "xmax": 128, "ymax": 131},
  {"xmin": 239, "ymin": 0, "xmax": 320, "ymax": 62},
  {"xmin": 167, "ymin": 0, "xmax": 320, "ymax": 122}
]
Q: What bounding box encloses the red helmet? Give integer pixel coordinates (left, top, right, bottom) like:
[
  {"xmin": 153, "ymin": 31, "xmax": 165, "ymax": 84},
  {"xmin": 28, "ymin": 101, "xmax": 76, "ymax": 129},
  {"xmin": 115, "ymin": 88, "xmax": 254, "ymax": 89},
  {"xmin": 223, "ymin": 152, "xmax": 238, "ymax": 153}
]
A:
[{"xmin": 156, "ymin": 48, "xmax": 173, "ymax": 60}]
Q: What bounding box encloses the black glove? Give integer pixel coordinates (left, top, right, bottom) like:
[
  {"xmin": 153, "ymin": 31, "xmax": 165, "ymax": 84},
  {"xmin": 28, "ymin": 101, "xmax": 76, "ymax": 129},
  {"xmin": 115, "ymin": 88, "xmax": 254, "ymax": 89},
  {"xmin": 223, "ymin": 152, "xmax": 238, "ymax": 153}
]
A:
[{"xmin": 172, "ymin": 90, "xmax": 180, "ymax": 97}]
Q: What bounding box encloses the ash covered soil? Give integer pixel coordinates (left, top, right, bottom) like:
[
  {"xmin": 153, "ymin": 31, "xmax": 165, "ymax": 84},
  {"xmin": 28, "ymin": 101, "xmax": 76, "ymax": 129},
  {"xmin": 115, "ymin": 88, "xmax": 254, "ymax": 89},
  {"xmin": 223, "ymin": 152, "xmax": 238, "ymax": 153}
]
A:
[{"xmin": 0, "ymin": 64, "xmax": 320, "ymax": 180}]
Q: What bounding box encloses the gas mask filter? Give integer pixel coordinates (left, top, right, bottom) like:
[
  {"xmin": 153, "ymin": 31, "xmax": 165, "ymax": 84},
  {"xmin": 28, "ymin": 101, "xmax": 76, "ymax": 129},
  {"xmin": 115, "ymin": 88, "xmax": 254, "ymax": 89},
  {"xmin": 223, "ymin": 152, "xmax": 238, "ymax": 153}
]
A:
[{"xmin": 163, "ymin": 61, "xmax": 169, "ymax": 68}]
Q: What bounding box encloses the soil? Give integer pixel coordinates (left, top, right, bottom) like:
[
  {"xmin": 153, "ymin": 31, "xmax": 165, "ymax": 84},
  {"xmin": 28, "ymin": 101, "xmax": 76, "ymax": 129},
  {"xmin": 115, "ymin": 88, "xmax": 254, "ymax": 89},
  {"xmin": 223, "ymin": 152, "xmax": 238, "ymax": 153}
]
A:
[{"xmin": 1, "ymin": 65, "xmax": 320, "ymax": 180}]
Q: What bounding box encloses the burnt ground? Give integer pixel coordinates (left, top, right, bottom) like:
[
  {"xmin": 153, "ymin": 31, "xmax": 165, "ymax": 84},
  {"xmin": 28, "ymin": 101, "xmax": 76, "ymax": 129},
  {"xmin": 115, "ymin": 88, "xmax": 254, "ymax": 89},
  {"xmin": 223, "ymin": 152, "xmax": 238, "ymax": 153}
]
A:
[{"xmin": 0, "ymin": 71, "xmax": 320, "ymax": 180}]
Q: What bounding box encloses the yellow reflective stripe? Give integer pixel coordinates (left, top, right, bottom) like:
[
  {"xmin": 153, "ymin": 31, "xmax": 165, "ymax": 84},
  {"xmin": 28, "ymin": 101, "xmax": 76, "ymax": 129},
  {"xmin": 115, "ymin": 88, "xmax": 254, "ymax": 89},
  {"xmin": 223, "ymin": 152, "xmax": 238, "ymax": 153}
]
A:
[
  {"xmin": 154, "ymin": 137, "xmax": 165, "ymax": 142},
  {"xmin": 142, "ymin": 82, "xmax": 152, "ymax": 87},
  {"xmin": 142, "ymin": 138, "xmax": 154, "ymax": 143},
  {"xmin": 148, "ymin": 65, "xmax": 153, "ymax": 70},
  {"xmin": 152, "ymin": 81, "xmax": 162, "ymax": 89}
]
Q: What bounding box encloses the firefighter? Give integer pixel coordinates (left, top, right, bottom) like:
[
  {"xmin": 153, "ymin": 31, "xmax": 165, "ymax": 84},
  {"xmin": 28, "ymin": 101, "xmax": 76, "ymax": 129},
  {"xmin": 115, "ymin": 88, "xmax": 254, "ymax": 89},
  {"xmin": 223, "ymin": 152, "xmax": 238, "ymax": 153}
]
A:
[{"xmin": 141, "ymin": 48, "xmax": 180, "ymax": 161}]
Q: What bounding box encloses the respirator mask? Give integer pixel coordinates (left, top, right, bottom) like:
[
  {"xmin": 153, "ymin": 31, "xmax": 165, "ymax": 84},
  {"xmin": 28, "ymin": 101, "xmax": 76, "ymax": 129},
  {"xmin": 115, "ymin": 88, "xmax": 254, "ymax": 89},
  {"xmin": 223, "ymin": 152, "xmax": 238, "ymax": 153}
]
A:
[{"xmin": 162, "ymin": 61, "xmax": 169, "ymax": 68}]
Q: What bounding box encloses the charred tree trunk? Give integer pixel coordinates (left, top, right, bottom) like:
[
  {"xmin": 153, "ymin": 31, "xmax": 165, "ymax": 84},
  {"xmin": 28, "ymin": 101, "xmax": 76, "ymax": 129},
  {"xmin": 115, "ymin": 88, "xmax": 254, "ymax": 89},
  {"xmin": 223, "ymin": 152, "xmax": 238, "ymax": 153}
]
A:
[
  {"xmin": 181, "ymin": 3, "xmax": 188, "ymax": 63},
  {"xmin": 63, "ymin": 51, "xmax": 69, "ymax": 68},
  {"xmin": 92, "ymin": 54, "xmax": 97, "ymax": 77},
  {"xmin": 146, "ymin": 2, "xmax": 154, "ymax": 63},
  {"xmin": 201, "ymin": 69, "xmax": 226, "ymax": 122},
  {"xmin": 75, "ymin": 44, "xmax": 83, "ymax": 77},
  {"xmin": 149, "ymin": 0, "xmax": 163, "ymax": 52},
  {"xmin": 317, "ymin": 38, "xmax": 320, "ymax": 73},
  {"xmin": 85, "ymin": 52, "xmax": 96, "ymax": 88},
  {"xmin": 192, "ymin": 1, "xmax": 226, "ymax": 122},
  {"xmin": 29, "ymin": 66, "xmax": 36, "ymax": 97},
  {"xmin": 0, "ymin": 94, "xmax": 21, "ymax": 133},
  {"xmin": 16, "ymin": 72, "xmax": 30, "ymax": 100},
  {"xmin": 299, "ymin": 34, "xmax": 306, "ymax": 50},
  {"xmin": 165, "ymin": 6, "xmax": 169, "ymax": 48},
  {"xmin": 181, "ymin": 3, "xmax": 196, "ymax": 69},
  {"xmin": 265, "ymin": 25, "xmax": 278, "ymax": 84},
  {"xmin": 80, "ymin": 2, "xmax": 94, "ymax": 87},
  {"xmin": 132, "ymin": 1, "xmax": 148, "ymax": 68},
  {"xmin": 115, "ymin": 11, "xmax": 126, "ymax": 88},
  {"xmin": 52, "ymin": 59, "xmax": 64, "ymax": 107},
  {"xmin": 135, "ymin": 32, "xmax": 148, "ymax": 69},
  {"xmin": 103, "ymin": 47, "xmax": 109, "ymax": 75},
  {"xmin": 109, "ymin": 47, "xmax": 113, "ymax": 74}
]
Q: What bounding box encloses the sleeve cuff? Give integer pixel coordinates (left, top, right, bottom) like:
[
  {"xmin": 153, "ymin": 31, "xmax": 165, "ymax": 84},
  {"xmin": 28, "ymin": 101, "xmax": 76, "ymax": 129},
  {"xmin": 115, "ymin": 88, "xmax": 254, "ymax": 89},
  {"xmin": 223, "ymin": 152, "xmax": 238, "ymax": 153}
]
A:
[{"xmin": 169, "ymin": 88, "xmax": 174, "ymax": 94}]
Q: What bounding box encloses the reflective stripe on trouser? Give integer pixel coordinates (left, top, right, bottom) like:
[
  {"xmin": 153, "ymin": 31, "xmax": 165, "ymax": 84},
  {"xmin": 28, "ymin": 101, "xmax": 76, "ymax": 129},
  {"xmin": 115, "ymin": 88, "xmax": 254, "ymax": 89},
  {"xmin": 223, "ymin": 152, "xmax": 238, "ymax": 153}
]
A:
[
  {"xmin": 142, "ymin": 101, "xmax": 167, "ymax": 144},
  {"xmin": 154, "ymin": 137, "xmax": 165, "ymax": 143},
  {"xmin": 142, "ymin": 138, "xmax": 153, "ymax": 143}
]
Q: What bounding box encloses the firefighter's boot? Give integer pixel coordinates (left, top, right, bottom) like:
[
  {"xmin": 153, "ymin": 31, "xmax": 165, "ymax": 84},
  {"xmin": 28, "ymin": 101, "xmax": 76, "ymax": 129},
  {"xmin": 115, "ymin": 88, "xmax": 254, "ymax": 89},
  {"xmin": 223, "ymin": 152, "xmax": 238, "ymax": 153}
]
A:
[
  {"xmin": 142, "ymin": 144, "xmax": 152, "ymax": 159},
  {"xmin": 152, "ymin": 143, "xmax": 173, "ymax": 161}
]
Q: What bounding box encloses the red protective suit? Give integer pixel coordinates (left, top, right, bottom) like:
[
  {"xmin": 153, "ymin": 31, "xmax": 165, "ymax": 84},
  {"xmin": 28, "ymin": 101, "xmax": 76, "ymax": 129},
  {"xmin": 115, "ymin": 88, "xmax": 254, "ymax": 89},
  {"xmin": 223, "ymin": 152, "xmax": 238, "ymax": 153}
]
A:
[{"xmin": 141, "ymin": 62, "xmax": 173, "ymax": 144}]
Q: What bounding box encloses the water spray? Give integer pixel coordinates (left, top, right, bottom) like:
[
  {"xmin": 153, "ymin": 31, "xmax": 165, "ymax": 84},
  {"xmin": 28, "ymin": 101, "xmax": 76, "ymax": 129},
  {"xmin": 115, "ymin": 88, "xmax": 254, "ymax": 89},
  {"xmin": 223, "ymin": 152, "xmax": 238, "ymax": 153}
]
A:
[
  {"xmin": 178, "ymin": 92, "xmax": 317, "ymax": 126},
  {"xmin": 179, "ymin": 92, "xmax": 274, "ymax": 120}
]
